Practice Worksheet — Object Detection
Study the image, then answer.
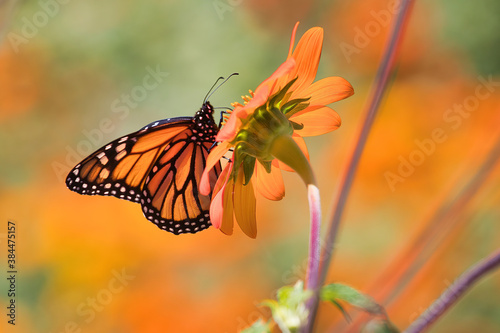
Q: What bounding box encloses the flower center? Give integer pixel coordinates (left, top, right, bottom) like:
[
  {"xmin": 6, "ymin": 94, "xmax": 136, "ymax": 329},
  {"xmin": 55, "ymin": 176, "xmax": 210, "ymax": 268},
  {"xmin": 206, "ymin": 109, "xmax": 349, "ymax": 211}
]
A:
[{"xmin": 229, "ymin": 79, "xmax": 310, "ymax": 184}]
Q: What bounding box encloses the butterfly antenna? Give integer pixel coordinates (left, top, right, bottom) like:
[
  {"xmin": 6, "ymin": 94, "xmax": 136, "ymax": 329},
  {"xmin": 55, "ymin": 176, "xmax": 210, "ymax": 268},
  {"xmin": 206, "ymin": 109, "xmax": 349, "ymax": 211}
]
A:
[
  {"xmin": 203, "ymin": 76, "xmax": 225, "ymax": 104},
  {"xmin": 204, "ymin": 72, "xmax": 239, "ymax": 103}
]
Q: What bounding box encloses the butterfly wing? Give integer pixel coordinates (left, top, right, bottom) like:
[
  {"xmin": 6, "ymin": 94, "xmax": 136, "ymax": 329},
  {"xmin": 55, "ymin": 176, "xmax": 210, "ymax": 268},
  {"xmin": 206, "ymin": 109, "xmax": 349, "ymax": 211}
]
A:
[
  {"xmin": 66, "ymin": 117, "xmax": 193, "ymax": 203},
  {"xmin": 66, "ymin": 101, "xmax": 222, "ymax": 235},
  {"xmin": 140, "ymin": 128, "xmax": 222, "ymax": 234}
]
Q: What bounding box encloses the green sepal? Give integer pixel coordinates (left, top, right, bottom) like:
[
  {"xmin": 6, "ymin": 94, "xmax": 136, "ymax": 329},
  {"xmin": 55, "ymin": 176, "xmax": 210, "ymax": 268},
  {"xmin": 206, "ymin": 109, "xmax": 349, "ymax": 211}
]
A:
[
  {"xmin": 242, "ymin": 156, "xmax": 256, "ymax": 185},
  {"xmin": 268, "ymin": 77, "xmax": 298, "ymax": 108},
  {"xmin": 260, "ymin": 160, "xmax": 273, "ymax": 173},
  {"xmin": 281, "ymin": 98, "xmax": 310, "ymax": 115},
  {"xmin": 290, "ymin": 120, "xmax": 304, "ymax": 130}
]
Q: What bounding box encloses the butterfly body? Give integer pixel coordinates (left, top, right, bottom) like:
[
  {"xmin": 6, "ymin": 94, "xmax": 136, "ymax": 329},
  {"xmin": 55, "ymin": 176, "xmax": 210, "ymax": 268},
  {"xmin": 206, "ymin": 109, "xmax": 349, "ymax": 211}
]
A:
[{"xmin": 66, "ymin": 102, "xmax": 221, "ymax": 235}]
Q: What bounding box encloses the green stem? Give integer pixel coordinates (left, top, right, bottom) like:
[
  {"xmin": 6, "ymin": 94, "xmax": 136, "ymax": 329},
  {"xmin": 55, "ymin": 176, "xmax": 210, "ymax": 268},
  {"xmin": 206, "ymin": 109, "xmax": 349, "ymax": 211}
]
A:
[
  {"xmin": 269, "ymin": 134, "xmax": 321, "ymax": 333},
  {"xmin": 270, "ymin": 134, "xmax": 315, "ymax": 186}
]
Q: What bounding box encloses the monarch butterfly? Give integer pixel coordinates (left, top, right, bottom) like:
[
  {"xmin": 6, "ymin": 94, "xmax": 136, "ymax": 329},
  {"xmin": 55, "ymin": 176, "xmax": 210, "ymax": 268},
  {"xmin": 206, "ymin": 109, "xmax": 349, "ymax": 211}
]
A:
[{"xmin": 65, "ymin": 77, "xmax": 236, "ymax": 235}]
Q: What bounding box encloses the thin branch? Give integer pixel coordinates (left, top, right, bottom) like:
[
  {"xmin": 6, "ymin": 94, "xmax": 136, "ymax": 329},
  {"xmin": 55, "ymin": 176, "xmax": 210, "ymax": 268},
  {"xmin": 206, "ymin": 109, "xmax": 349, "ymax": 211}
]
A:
[
  {"xmin": 340, "ymin": 132, "xmax": 500, "ymax": 332},
  {"xmin": 309, "ymin": 0, "xmax": 414, "ymax": 331},
  {"xmin": 404, "ymin": 248, "xmax": 500, "ymax": 333},
  {"xmin": 319, "ymin": 0, "xmax": 415, "ymax": 283},
  {"xmin": 309, "ymin": 0, "xmax": 416, "ymax": 328}
]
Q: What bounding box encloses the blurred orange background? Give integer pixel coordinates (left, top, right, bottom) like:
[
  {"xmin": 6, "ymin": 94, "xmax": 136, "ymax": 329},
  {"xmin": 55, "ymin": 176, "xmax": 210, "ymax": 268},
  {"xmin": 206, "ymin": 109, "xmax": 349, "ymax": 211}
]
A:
[{"xmin": 1, "ymin": 0, "xmax": 499, "ymax": 332}]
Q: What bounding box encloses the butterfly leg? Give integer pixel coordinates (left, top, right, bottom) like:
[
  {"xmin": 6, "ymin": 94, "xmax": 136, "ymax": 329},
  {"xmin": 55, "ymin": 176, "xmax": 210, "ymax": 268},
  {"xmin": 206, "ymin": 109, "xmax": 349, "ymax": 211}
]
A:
[{"xmin": 218, "ymin": 110, "xmax": 230, "ymax": 130}]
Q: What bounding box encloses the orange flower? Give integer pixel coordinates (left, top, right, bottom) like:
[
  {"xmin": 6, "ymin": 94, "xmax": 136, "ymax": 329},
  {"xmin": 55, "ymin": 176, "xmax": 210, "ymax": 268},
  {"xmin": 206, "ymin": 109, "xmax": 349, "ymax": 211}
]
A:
[{"xmin": 200, "ymin": 22, "xmax": 354, "ymax": 238}]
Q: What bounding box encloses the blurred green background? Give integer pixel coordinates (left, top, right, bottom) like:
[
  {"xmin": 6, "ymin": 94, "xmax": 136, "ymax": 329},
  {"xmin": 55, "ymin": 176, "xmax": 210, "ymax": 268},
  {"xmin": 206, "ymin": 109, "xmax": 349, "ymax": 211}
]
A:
[{"xmin": 1, "ymin": 0, "xmax": 499, "ymax": 332}]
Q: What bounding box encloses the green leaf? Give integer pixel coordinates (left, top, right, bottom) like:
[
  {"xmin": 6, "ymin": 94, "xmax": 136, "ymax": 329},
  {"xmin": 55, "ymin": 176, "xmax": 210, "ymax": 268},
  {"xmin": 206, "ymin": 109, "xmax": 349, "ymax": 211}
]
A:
[
  {"xmin": 330, "ymin": 299, "xmax": 352, "ymax": 323},
  {"xmin": 321, "ymin": 283, "xmax": 386, "ymax": 316},
  {"xmin": 361, "ymin": 319, "xmax": 400, "ymax": 333},
  {"xmin": 240, "ymin": 319, "xmax": 272, "ymax": 333}
]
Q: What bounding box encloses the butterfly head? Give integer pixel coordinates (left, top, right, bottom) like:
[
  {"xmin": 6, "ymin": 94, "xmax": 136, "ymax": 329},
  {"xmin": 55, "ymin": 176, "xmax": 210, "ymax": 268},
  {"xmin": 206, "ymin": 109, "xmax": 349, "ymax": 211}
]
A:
[
  {"xmin": 196, "ymin": 101, "xmax": 215, "ymax": 118},
  {"xmin": 201, "ymin": 101, "xmax": 215, "ymax": 115},
  {"xmin": 191, "ymin": 101, "xmax": 218, "ymax": 141}
]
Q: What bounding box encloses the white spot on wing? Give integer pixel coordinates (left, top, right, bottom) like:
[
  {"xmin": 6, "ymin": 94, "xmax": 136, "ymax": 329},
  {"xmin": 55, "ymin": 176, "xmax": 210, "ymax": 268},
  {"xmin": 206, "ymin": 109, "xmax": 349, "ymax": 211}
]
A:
[
  {"xmin": 100, "ymin": 156, "xmax": 109, "ymax": 165},
  {"xmin": 116, "ymin": 143, "xmax": 126, "ymax": 153}
]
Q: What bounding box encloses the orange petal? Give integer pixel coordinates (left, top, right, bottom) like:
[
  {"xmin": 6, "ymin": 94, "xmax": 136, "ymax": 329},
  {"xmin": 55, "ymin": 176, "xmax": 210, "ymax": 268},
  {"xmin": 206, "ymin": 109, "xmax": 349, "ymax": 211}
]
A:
[
  {"xmin": 255, "ymin": 58, "xmax": 296, "ymax": 96},
  {"xmin": 209, "ymin": 162, "xmax": 232, "ymax": 229},
  {"xmin": 291, "ymin": 106, "xmax": 341, "ymax": 137},
  {"xmin": 200, "ymin": 141, "xmax": 231, "ymax": 195},
  {"xmin": 217, "ymin": 114, "xmax": 240, "ymax": 141},
  {"xmin": 212, "ymin": 161, "xmax": 232, "ymax": 198},
  {"xmin": 233, "ymin": 168, "xmax": 257, "ymax": 238},
  {"xmin": 245, "ymin": 84, "xmax": 270, "ymax": 110},
  {"xmin": 219, "ymin": 178, "xmax": 235, "ymax": 235},
  {"xmin": 293, "ymin": 134, "xmax": 310, "ymax": 161},
  {"xmin": 287, "ymin": 22, "xmax": 300, "ymax": 59},
  {"xmin": 252, "ymin": 161, "xmax": 285, "ymax": 201},
  {"xmin": 276, "ymin": 159, "xmax": 293, "ymax": 173},
  {"xmin": 288, "ymin": 27, "xmax": 323, "ymax": 93},
  {"xmin": 276, "ymin": 134, "xmax": 309, "ymax": 172},
  {"xmin": 209, "ymin": 186, "xmax": 224, "ymax": 229},
  {"xmin": 217, "ymin": 104, "xmax": 249, "ymax": 141},
  {"xmin": 301, "ymin": 76, "xmax": 354, "ymax": 106}
]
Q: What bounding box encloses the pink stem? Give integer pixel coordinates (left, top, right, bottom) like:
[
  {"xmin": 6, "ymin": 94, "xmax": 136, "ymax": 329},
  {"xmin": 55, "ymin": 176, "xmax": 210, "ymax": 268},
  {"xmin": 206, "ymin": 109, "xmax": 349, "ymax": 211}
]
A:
[
  {"xmin": 303, "ymin": 184, "xmax": 322, "ymax": 333},
  {"xmin": 306, "ymin": 184, "xmax": 322, "ymax": 291}
]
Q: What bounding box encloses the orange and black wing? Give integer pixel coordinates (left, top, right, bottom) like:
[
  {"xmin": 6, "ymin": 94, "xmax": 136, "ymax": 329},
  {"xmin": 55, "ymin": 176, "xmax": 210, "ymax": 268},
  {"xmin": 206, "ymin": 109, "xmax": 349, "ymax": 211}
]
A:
[
  {"xmin": 140, "ymin": 128, "xmax": 222, "ymax": 234},
  {"xmin": 66, "ymin": 101, "xmax": 222, "ymax": 235},
  {"xmin": 66, "ymin": 117, "xmax": 193, "ymax": 203}
]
